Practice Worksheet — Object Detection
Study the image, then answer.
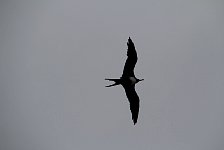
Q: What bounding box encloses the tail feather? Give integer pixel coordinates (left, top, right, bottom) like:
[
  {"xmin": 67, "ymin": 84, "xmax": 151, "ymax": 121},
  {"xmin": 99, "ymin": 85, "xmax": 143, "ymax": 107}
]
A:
[{"xmin": 105, "ymin": 78, "xmax": 121, "ymax": 87}]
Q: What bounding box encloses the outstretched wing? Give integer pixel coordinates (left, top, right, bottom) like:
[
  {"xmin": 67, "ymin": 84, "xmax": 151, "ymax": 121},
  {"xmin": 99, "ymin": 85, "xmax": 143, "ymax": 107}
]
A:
[
  {"xmin": 123, "ymin": 85, "xmax": 139, "ymax": 124},
  {"xmin": 122, "ymin": 37, "xmax": 138, "ymax": 78}
]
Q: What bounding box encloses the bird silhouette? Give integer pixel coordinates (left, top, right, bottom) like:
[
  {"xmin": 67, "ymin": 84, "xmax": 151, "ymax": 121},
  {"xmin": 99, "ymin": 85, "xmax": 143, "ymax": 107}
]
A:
[{"xmin": 105, "ymin": 37, "xmax": 144, "ymax": 125}]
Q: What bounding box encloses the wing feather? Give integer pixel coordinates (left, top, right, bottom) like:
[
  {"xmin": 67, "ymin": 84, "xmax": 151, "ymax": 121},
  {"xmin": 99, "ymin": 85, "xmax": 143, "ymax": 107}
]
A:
[
  {"xmin": 123, "ymin": 85, "xmax": 139, "ymax": 124},
  {"xmin": 122, "ymin": 37, "xmax": 138, "ymax": 77}
]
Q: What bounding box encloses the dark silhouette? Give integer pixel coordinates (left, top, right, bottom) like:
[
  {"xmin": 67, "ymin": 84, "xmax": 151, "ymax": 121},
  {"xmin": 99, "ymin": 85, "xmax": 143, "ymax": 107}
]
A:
[{"xmin": 105, "ymin": 37, "xmax": 144, "ymax": 125}]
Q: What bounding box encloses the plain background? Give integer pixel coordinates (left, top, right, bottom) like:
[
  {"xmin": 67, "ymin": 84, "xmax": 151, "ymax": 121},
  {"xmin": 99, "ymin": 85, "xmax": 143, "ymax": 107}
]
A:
[{"xmin": 1, "ymin": 0, "xmax": 224, "ymax": 150}]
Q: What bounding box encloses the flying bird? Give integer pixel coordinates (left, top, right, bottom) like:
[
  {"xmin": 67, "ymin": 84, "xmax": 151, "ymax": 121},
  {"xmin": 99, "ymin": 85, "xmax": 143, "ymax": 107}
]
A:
[{"xmin": 105, "ymin": 37, "xmax": 144, "ymax": 125}]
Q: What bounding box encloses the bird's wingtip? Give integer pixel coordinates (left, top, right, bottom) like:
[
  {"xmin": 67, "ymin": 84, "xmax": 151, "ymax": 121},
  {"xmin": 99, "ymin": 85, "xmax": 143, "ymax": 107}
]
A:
[{"xmin": 133, "ymin": 118, "xmax": 137, "ymax": 125}]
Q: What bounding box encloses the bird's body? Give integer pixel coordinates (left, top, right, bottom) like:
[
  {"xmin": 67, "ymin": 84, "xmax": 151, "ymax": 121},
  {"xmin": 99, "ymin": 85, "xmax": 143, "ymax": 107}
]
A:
[
  {"xmin": 105, "ymin": 37, "xmax": 144, "ymax": 125},
  {"xmin": 129, "ymin": 77, "xmax": 137, "ymax": 85}
]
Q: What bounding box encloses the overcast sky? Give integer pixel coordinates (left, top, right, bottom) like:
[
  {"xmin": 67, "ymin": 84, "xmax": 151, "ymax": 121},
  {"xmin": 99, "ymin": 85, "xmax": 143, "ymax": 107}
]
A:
[{"xmin": 1, "ymin": 0, "xmax": 224, "ymax": 150}]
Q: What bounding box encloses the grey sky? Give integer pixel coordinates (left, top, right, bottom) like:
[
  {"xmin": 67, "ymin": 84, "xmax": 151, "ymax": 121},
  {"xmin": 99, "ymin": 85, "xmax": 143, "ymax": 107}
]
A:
[{"xmin": 1, "ymin": 0, "xmax": 224, "ymax": 150}]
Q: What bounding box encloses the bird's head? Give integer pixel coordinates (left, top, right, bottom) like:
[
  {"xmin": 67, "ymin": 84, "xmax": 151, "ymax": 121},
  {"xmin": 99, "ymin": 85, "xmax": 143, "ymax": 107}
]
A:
[{"xmin": 137, "ymin": 78, "xmax": 144, "ymax": 83}]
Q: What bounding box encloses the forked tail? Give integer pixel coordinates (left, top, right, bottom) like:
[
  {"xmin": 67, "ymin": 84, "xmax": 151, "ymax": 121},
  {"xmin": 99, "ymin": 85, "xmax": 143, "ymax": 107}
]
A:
[{"xmin": 105, "ymin": 78, "xmax": 121, "ymax": 87}]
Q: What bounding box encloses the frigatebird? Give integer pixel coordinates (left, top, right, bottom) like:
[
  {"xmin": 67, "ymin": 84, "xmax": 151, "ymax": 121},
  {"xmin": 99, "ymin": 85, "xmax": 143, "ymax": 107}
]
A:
[{"xmin": 105, "ymin": 37, "xmax": 144, "ymax": 125}]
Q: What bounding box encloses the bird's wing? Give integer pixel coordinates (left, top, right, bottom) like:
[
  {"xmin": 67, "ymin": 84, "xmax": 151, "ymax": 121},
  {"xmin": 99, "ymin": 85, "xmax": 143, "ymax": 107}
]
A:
[
  {"xmin": 123, "ymin": 85, "xmax": 139, "ymax": 124},
  {"xmin": 122, "ymin": 37, "xmax": 138, "ymax": 78}
]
